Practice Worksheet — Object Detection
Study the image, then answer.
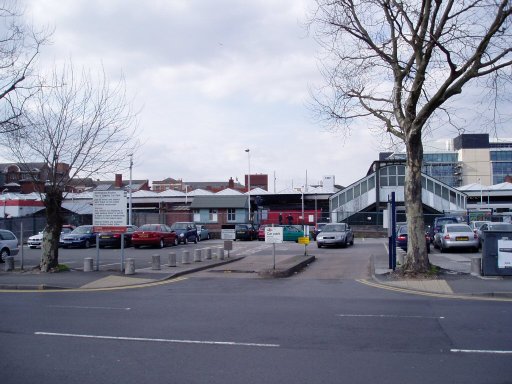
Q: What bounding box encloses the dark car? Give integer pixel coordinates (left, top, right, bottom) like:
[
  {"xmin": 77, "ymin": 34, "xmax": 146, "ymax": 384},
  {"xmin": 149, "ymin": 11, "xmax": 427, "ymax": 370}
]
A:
[
  {"xmin": 132, "ymin": 224, "xmax": 178, "ymax": 248},
  {"xmin": 170, "ymin": 222, "xmax": 198, "ymax": 244},
  {"xmin": 61, "ymin": 225, "xmax": 98, "ymax": 248},
  {"xmin": 477, "ymin": 222, "xmax": 512, "ymax": 249},
  {"xmin": 316, "ymin": 223, "xmax": 354, "ymax": 248},
  {"xmin": 428, "ymin": 216, "xmax": 459, "ymax": 243},
  {"xmin": 396, "ymin": 224, "xmax": 430, "ymax": 253},
  {"xmin": 235, "ymin": 224, "xmax": 257, "ymax": 241},
  {"xmin": 98, "ymin": 225, "xmax": 138, "ymax": 248}
]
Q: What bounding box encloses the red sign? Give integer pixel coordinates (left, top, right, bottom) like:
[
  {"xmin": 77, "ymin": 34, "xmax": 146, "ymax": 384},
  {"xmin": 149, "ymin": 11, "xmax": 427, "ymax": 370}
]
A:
[{"xmin": 93, "ymin": 226, "xmax": 128, "ymax": 233}]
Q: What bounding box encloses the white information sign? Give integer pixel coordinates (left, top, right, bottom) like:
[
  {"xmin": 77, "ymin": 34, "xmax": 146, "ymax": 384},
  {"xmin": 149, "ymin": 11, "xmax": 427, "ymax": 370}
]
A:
[
  {"xmin": 498, "ymin": 239, "xmax": 512, "ymax": 268},
  {"xmin": 265, "ymin": 226, "xmax": 283, "ymax": 243},
  {"xmin": 93, "ymin": 190, "xmax": 127, "ymax": 226},
  {"xmin": 221, "ymin": 229, "xmax": 236, "ymax": 240}
]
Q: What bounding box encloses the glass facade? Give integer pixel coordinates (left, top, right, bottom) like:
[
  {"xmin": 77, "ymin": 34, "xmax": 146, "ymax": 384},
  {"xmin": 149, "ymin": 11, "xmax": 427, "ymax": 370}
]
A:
[{"xmin": 491, "ymin": 150, "xmax": 512, "ymax": 184}]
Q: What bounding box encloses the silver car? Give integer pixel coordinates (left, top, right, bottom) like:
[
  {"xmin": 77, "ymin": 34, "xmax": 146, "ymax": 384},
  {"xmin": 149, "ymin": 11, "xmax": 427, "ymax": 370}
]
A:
[
  {"xmin": 0, "ymin": 229, "xmax": 20, "ymax": 262},
  {"xmin": 436, "ymin": 223, "xmax": 479, "ymax": 253},
  {"xmin": 316, "ymin": 223, "xmax": 354, "ymax": 248}
]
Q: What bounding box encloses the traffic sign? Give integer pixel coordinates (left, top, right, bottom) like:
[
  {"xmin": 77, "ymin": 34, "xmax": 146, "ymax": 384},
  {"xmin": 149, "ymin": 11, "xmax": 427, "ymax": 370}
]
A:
[{"xmin": 265, "ymin": 226, "xmax": 283, "ymax": 243}]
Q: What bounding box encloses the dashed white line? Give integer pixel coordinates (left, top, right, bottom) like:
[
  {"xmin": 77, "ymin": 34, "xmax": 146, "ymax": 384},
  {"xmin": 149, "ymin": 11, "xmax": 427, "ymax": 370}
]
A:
[
  {"xmin": 338, "ymin": 314, "xmax": 444, "ymax": 319},
  {"xmin": 35, "ymin": 332, "xmax": 280, "ymax": 348},
  {"xmin": 48, "ymin": 305, "xmax": 131, "ymax": 311},
  {"xmin": 451, "ymin": 349, "xmax": 512, "ymax": 354}
]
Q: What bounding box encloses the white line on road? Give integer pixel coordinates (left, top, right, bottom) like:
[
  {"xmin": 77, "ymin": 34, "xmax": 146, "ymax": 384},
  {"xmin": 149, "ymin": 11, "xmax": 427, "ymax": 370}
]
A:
[
  {"xmin": 34, "ymin": 332, "xmax": 280, "ymax": 348},
  {"xmin": 451, "ymin": 349, "xmax": 512, "ymax": 354},
  {"xmin": 48, "ymin": 305, "xmax": 131, "ymax": 311},
  {"xmin": 338, "ymin": 314, "xmax": 445, "ymax": 319}
]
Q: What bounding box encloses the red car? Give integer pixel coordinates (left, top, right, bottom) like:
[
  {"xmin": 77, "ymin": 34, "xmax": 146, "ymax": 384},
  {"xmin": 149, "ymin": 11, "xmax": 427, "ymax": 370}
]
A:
[
  {"xmin": 258, "ymin": 225, "xmax": 269, "ymax": 241},
  {"xmin": 132, "ymin": 224, "xmax": 178, "ymax": 248}
]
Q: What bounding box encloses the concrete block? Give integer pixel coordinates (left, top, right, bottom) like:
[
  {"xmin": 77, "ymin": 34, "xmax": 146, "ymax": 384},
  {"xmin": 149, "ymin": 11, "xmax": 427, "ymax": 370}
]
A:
[
  {"xmin": 125, "ymin": 258, "xmax": 135, "ymax": 275},
  {"xmin": 83, "ymin": 257, "xmax": 93, "ymax": 272},
  {"xmin": 168, "ymin": 252, "xmax": 177, "ymax": 267},
  {"xmin": 152, "ymin": 254, "xmax": 161, "ymax": 270}
]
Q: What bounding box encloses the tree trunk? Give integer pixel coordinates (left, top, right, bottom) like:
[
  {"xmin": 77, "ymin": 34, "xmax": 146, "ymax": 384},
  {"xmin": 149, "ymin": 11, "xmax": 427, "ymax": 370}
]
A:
[
  {"xmin": 402, "ymin": 129, "xmax": 430, "ymax": 274},
  {"xmin": 40, "ymin": 189, "xmax": 64, "ymax": 272}
]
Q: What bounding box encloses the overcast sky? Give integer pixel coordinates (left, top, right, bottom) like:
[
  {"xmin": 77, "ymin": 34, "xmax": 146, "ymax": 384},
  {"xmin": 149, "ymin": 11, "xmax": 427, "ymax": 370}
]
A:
[{"xmin": 19, "ymin": 0, "xmax": 511, "ymax": 192}]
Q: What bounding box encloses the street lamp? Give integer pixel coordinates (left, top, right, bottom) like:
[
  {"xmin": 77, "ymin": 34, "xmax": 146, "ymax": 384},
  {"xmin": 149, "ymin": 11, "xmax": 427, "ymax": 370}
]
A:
[
  {"xmin": 1, "ymin": 188, "xmax": 8, "ymax": 220},
  {"xmin": 245, "ymin": 149, "xmax": 251, "ymax": 222}
]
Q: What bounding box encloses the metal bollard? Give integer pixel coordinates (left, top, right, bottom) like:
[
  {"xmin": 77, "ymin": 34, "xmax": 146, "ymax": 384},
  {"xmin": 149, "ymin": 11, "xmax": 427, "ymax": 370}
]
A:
[
  {"xmin": 168, "ymin": 252, "xmax": 177, "ymax": 267},
  {"xmin": 4, "ymin": 256, "xmax": 14, "ymax": 271},
  {"xmin": 218, "ymin": 248, "xmax": 225, "ymax": 260},
  {"xmin": 205, "ymin": 248, "xmax": 212, "ymax": 260},
  {"xmin": 125, "ymin": 258, "xmax": 135, "ymax": 275},
  {"xmin": 194, "ymin": 249, "xmax": 202, "ymax": 262},
  {"xmin": 182, "ymin": 250, "xmax": 191, "ymax": 264},
  {"xmin": 83, "ymin": 257, "xmax": 94, "ymax": 272},
  {"xmin": 471, "ymin": 257, "xmax": 481, "ymax": 276},
  {"xmin": 152, "ymin": 254, "xmax": 161, "ymax": 270}
]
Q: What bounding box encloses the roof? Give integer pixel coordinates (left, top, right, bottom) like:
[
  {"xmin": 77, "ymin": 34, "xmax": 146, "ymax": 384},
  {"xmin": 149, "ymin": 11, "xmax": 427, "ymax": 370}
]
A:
[
  {"xmin": 216, "ymin": 188, "xmax": 243, "ymax": 196},
  {"xmin": 458, "ymin": 182, "xmax": 512, "ymax": 191},
  {"xmin": 190, "ymin": 195, "xmax": 248, "ymax": 209}
]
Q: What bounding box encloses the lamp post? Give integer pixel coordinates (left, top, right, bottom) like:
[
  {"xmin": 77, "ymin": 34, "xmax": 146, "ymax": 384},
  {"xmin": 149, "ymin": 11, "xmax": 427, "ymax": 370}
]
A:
[
  {"xmin": 245, "ymin": 149, "xmax": 251, "ymax": 222},
  {"xmin": 1, "ymin": 189, "xmax": 8, "ymax": 221},
  {"xmin": 128, "ymin": 154, "xmax": 133, "ymax": 225}
]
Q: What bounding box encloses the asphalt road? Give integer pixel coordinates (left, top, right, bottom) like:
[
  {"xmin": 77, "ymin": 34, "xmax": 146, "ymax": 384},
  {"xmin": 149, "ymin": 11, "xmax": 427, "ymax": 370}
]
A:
[{"xmin": 2, "ymin": 239, "xmax": 511, "ymax": 384}]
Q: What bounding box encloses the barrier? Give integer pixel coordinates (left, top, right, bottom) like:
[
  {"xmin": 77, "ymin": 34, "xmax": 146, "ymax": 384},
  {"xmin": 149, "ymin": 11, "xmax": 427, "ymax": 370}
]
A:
[
  {"xmin": 125, "ymin": 258, "xmax": 135, "ymax": 275},
  {"xmin": 168, "ymin": 252, "xmax": 177, "ymax": 267},
  {"xmin": 218, "ymin": 248, "xmax": 225, "ymax": 260},
  {"xmin": 205, "ymin": 248, "xmax": 212, "ymax": 260},
  {"xmin": 194, "ymin": 249, "xmax": 202, "ymax": 262},
  {"xmin": 182, "ymin": 250, "xmax": 191, "ymax": 264},
  {"xmin": 152, "ymin": 254, "xmax": 161, "ymax": 270},
  {"xmin": 84, "ymin": 257, "xmax": 94, "ymax": 272},
  {"xmin": 471, "ymin": 257, "xmax": 481, "ymax": 276}
]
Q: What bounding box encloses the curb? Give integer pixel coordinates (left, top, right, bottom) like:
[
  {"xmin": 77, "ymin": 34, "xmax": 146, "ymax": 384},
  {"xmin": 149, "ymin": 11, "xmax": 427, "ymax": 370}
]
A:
[{"xmin": 258, "ymin": 255, "xmax": 316, "ymax": 278}]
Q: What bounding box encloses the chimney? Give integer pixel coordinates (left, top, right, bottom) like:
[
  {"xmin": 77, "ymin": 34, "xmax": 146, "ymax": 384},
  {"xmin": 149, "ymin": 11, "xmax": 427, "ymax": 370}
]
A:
[
  {"xmin": 228, "ymin": 177, "xmax": 234, "ymax": 189},
  {"xmin": 115, "ymin": 174, "xmax": 123, "ymax": 188}
]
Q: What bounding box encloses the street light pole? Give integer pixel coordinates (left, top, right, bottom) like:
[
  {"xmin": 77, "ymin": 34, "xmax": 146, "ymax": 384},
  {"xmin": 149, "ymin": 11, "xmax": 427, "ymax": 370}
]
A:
[
  {"xmin": 128, "ymin": 154, "xmax": 133, "ymax": 226},
  {"xmin": 245, "ymin": 149, "xmax": 251, "ymax": 223}
]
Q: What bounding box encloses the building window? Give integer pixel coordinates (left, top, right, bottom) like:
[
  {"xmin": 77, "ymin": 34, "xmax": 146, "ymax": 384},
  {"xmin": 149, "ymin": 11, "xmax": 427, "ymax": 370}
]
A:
[
  {"xmin": 227, "ymin": 209, "xmax": 236, "ymax": 222},
  {"xmin": 193, "ymin": 210, "xmax": 200, "ymax": 222},
  {"xmin": 209, "ymin": 209, "xmax": 218, "ymax": 222}
]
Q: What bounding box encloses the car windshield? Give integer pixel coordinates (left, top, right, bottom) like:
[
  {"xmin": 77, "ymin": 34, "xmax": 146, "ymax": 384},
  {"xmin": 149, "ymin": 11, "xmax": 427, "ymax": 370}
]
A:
[
  {"xmin": 139, "ymin": 224, "xmax": 162, "ymax": 231},
  {"xmin": 446, "ymin": 225, "xmax": 471, "ymax": 232},
  {"xmin": 171, "ymin": 223, "xmax": 189, "ymax": 230},
  {"xmin": 72, "ymin": 226, "xmax": 92, "ymax": 234},
  {"xmin": 323, "ymin": 224, "xmax": 347, "ymax": 232}
]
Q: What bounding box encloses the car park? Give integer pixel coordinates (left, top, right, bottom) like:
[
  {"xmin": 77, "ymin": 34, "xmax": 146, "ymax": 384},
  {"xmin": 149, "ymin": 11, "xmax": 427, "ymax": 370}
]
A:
[
  {"xmin": 235, "ymin": 224, "xmax": 257, "ymax": 241},
  {"xmin": 170, "ymin": 222, "xmax": 198, "ymax": 244},
  {"xmin": 434, "ymin": 223, "xmax": 479, "ymax": 252},
  {"xmin": 476, "ymin": 222, "xmax": 512, "ymax": 249},
  {"xmin": 0, "ymin": 229, "xmax": 19, "ymax": 262},
  {"xmin": 132, "ymin": 224, "xmax": 178, "ymax": 248},
  {"xmin": 196, "ymin": 225, "xmax": 210, "ymax": 241},
  {"xmin": 98, "ymin": 225, "xmax": 138, "ymax": 248},
  {"xmin": 61, "ymin": 225, "xmax": 98, "ymax": 248},
  {"xmin": 428, "ymin": 216, "xmax": 459, "ymax": 243},
  {"xmin": 316, "ymin": 223, "xmax": 354, "ymax": 248},
  {"xmin": 396, "ymin": 224, "xmax": 430, "ymax": 253}
]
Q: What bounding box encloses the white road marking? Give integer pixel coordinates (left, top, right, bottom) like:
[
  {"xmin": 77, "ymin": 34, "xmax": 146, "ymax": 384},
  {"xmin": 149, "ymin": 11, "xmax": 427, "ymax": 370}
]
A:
[
  {"xmin": 48, "ymin": 305, "xmax": 131, "ymax": 311},
  {"xmin": 338, "ymin": 314, "xmax": 444, "ymax": 319},
  {"xmin": 451, "ymin": 349, "xmax": 512, "ymax": 354},
  {"xmin": 35, "ymin": 332, "xmax": 280, "ymax": 348}
]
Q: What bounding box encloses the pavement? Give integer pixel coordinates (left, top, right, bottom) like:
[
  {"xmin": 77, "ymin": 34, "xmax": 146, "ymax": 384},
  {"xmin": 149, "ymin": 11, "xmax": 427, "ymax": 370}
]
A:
[{"xmin": 1, "ymin": 244, "xmax": 512, "ymax": 300}]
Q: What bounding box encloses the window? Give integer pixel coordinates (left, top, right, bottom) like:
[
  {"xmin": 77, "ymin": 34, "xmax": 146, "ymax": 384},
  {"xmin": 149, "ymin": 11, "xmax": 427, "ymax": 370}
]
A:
[
  {"xmin": 209, "ymin": 209, "xmax": 218, "ymax": 222},
  {"xmin": 227, "ymin": 209, "xmax": 236, "ymax": 222}
]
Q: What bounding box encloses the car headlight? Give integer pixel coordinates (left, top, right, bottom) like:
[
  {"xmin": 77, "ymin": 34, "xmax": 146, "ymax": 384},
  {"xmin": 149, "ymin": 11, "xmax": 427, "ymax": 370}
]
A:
[{"xmin": 179, "ymin": 233, "xmax": 184, "ymax": 237}]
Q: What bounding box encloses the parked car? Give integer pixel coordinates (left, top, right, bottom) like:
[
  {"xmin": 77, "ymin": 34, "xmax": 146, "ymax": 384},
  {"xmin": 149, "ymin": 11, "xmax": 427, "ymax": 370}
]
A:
[
  {"xmin": 282, "ymin": 225, "xmax": 310, "ymax": 242},
  {"xmin": 316, "ymin": 223, "xmax": 354, "ymax": 248},
  {"xmin": 0, "ymin": 229, "xmax": 19, "ymax": 262},
  {"xmin": 434, "ymin": 223, "xmax": 479, "ymax": 252},
  {"xmin": 396, "ymin": 224, "xmax": 430, "ymax": 253},
  {"xmin": 196, "ymin": 225, "xmax": 210, "ymax": 241},
  {"xmin": 58, "ymin": 225, "xmax": 76, "ymax": 247},
  {"xmin": 469, "ymin": 220, "xmax": 492, "ymax": 235},
  {"xmin": 428, "ymin": 216, "xmax": 459, "ymax": 243},
  {"xmin": 61, "ymin": 225, "xmax": 98, "ymax": 248},
  {"xmin": 98, "ymin": 225, "xmax": 138, "ymax": 248},
  {"xmin": 170, "ymin": 222, "xmax": 198, "ymax": 244},
  {"xmin": 477, "ymin": 222, "xmax": 512, "ymax": 249},
  {"xmin": 235, "ymin": 224, "xmax": 257, "ymax": 241},
  {"xmin": 27, "ymin": 231, "xmax": 43, "ymax": 249},
  {"xmin": 312, "ymin": 223, "xmax": 327, "ymax": 240},
  {"xmin": 258, "ymin": 225, "xmax": 270, "ymax": 241},
  {"xmin": 132, "ymin": 224, "xmax": 178, "ymax": 248}
]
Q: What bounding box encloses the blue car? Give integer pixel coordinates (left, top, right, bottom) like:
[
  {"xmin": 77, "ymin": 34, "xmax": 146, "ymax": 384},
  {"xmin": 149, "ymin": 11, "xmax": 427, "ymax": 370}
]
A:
[{"xmin": 61, "ymin": 225, "xmax": 98, "ymax": 248}]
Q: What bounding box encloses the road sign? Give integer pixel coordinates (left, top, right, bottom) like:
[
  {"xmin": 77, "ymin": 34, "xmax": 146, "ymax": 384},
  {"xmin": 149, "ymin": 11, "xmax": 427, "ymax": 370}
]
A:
[
  {"xmin": 298, "ymin": 236, "xmax": 310, "ymax": 245},
  {"xmin": 265, "ymin": 226, "xmax": 283, "ymax": 243},
  {"xmin": 93, "ymin": 190, "xmax": 127, "ymax": 226}
]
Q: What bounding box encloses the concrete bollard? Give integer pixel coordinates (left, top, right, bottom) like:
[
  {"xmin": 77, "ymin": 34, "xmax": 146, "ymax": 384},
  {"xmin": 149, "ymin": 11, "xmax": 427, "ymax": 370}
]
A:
[
  {"xmin": 218, "ymin": 248, "xmax": 225, "ymax": 260},
  {"xmin": 182, "ymin": 250, "xmax": 191, "ymax": 264},
  {"xmin": 152, "ymin": 254, "xmax": 161, "ymax": 270},
  {"xmin": 168, "ymin": 252, "xmax": 177, "ymax": 267},
  {"xmin": 4, "ymin": 256, "xmax": 14, "ymax": 271},
  {"xmin": 471, "ymin": 257, "xmax": 481, "ymax": 276},
  {"xmin": 83, "ymin": 257, "xmax": 94, "ymax": 272},
  {"xmin": 194, "ymin": 249, "xmax": 202, "ymax": 262},
  {"xmin": 205, "ymin": 248, "xmax": 212, "ymax": 260},
  {"xmin": 125, "ymin": 258, "xmax": 135, "ymax": 275},
  {"xmin": 396, "ymin": 251, "xmax": 404, "ymax": 266}
]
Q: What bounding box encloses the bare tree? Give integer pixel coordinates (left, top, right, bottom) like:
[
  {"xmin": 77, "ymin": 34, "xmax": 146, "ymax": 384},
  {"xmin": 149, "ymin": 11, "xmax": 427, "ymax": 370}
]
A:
[
  {"xmin": 309, "ymin": 0, "xmax": 512, "ymax": 274},
  {"xmin": 0, "ymin": 0, "xmax": 49, "ymax": 134},
  {"xmin": 3, "ymin": 63, "xmax": 138, "ymax": 271}
]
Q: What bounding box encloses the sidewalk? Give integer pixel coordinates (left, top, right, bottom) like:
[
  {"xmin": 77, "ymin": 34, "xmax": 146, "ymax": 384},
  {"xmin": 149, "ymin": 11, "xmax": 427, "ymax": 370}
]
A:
[{"xmin": 373, "ymin": 248, "xmax": 512, "ymax": 299}]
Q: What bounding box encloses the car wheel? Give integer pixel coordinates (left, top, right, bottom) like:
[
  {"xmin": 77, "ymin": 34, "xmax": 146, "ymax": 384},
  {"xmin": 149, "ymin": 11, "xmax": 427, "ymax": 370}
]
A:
[
  {"xmin": 350, "ymin": 237, "xmax": 354, "ymax": 246},
  {"xmin": 84, "ymin": 240, "xmax": 91, "ymax": 248},
  {"xmin": 0, "ymin": 248, "xmax": 9, "ymax": 262},
  {"xmin": 173, "ymin": 238, "xmax": 178, "ymax": 246},
  {"xmin": 317, "ymin": 243, "xmax": 322, "ymax": 248},
  {"xmin": 159, "ymin": 239, "xmax": 164, "ymax": 248},
  {"xmin": 183, "ymin": 237, "xmax": 188, "ymax": 245}
]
